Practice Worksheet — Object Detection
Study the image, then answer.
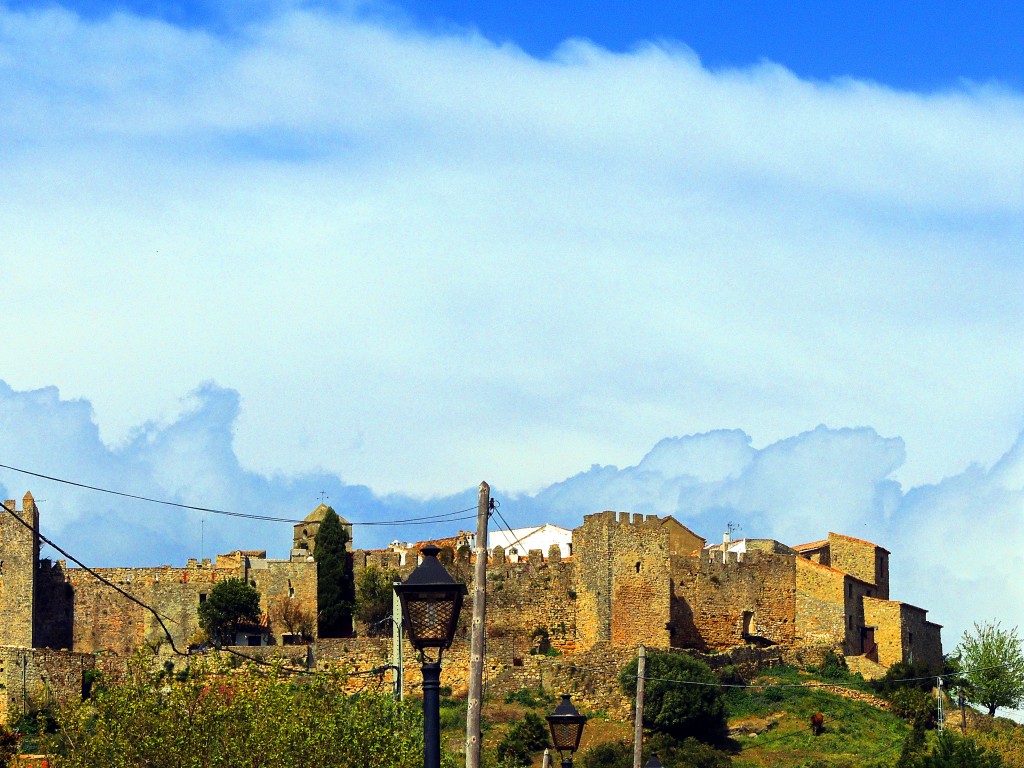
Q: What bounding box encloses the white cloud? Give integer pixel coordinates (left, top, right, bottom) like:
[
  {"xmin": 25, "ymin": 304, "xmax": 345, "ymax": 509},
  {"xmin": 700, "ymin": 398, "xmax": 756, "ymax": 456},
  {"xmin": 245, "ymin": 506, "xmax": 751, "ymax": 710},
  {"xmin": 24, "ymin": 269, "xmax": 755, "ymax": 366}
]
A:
[{"xmin": 0, "ymin": 3, "xmax": 1021, "ymax": 506}]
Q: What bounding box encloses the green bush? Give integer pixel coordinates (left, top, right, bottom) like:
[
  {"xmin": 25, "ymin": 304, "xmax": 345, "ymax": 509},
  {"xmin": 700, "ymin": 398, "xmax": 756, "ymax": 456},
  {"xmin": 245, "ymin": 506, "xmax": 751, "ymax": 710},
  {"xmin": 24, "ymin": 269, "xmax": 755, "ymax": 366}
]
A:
[
  {"xmin": 814, "ymin": 650, "xmax": 850, "ymax": 680},
  {"xmin": 620, "ymin": 652, "xmax": 728, "ymax": 744},
  {"xmin": 495, "ymin": 711, "xmax": 549, "ymax": 766},
  {"xmin": 916, "ymin": 731, "xmax": 1004, "ymax": 768},
  {"xmin": 888, "ymin": 688, "xmax": 936, "ymax": 729},
  {"xmin": 646, "ymin": 732, "xmax": 732, "ymax": 768},
  {"xmin": 579, "ymin": 740, "xmax": 632, "ymax": 768},
  {"xmin": 11, "ymin": 708, "xmax": 57, "ymax": 754},
  {"xmin": 715, "ymin": 665, "xmax": 745, "ymax": 687},
  {"xmin": 872, "ymin": 661, "xmax": 937, "ymax": 697},
  {"xmin": 54, "ymin": 658, "xmax": 430, "ymax": 768},
  {"xmin": 0, "ymin": 723, "xmax": 21, "ymax": 768}
]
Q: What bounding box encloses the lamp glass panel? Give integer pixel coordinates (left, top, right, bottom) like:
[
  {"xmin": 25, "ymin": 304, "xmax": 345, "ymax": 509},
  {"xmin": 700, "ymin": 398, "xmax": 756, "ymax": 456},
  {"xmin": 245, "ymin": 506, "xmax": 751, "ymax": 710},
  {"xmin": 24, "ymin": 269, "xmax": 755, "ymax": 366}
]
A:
[
  {"xmin": 404, "ymin": 592, "xmax": 457, "ymax": 646},
  {"xmin": 549, "ymin": 722, "xmax": 582, "ymax": 751}
]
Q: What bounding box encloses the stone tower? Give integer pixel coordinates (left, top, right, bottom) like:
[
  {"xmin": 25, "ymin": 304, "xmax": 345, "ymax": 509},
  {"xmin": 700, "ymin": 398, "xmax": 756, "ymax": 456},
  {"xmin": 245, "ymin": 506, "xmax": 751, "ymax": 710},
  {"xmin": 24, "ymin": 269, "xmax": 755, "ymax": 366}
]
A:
[
  {"xmin": 573, "ymin": 511, "xmax": 672, "ymax": 651},
  {"xmin": 291, "ymin": 504, "xmax": 353, "ymax": 560},
  {"xmin": 0, "ymin": 492, "xmax": 39, "ymax": 647}
]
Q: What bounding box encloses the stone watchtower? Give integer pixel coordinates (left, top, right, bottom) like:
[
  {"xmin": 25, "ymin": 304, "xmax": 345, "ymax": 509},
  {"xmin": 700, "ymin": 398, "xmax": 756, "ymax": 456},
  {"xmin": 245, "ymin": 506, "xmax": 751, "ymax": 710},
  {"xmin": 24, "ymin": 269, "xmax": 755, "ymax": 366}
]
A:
[
  {"xmin": 0, "ymin": 492, "xmax": 40, "ymax": 647},
  {"xmin": 291, "ymin": 504, "xmax": 353, "ymax": 560},
  {"xmin": 573, "ymin": 511, "xmax": 672, "ymax": 651}
]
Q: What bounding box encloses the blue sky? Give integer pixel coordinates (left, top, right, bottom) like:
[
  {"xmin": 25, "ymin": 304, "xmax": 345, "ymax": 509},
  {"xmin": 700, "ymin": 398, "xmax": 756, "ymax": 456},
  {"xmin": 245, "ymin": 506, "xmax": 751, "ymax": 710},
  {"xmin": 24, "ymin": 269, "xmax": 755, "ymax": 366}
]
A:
[
  {"xmin": 0, "ymin": 0, "xmax": 1022, "ymax": 658},
  {"xmin": 8, "ymin": 0, "xmax": 1023, "ymax": 90}
]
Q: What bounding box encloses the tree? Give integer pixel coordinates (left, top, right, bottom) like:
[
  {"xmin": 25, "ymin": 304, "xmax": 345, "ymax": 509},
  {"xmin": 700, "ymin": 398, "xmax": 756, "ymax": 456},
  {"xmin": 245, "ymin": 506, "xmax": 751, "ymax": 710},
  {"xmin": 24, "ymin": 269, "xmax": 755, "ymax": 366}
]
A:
[
  {"xmin": 315, "ymin": 507, "xmax": 355, "ymax": 637},
  {"xmin": 270, "ymin": 596, "xmax": 315, "ymax": 642},
  {"xmin": 495, "ymin": 711, "xmax": 549, "ymax": 766},
  {"xmin": 198, "ymin": 578, "xmax": 261, "ymax": 646},
  {"xmin": 356, "ymin": 564, "xmax": 400, "ymax": 635},
  {"xmin": 619, "ymin": 652, "xmax": 728, "ymax": 744},
  {"xmin": 955, "ymin": 621, "xmax": 1024, "ymax": 717}
]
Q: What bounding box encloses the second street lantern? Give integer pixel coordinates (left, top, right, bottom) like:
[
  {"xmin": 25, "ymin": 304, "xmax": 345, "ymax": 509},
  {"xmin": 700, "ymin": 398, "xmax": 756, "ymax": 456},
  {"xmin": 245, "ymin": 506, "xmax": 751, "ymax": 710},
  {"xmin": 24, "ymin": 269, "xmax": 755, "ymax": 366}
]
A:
[{"xmin": 547, "ymin": 693, "xmax": 588, "ymax": 767}]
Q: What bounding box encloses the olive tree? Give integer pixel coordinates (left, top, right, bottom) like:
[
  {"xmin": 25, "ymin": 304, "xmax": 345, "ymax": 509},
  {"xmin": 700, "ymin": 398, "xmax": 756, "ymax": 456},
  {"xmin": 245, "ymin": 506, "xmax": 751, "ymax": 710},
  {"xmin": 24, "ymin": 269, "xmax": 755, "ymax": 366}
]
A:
[{"xmin": 955, "ymin": 621, "xmax": 1024, "ymax": 717}]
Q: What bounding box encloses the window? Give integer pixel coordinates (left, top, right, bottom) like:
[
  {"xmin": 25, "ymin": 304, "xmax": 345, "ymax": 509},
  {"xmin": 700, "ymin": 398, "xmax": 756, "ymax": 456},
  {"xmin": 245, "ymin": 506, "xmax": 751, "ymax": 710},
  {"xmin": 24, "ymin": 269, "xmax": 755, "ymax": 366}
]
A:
[
  {"xmin": 847, "ymin": 615, "xmax": 853, "ymax": 630},
  {"xmin": 635, "ymin": 562, "xmax": 641, "ymax": 573},
  {"xmin": 199, "ymin": 593, "xmax": 207, "ymax": 604}
]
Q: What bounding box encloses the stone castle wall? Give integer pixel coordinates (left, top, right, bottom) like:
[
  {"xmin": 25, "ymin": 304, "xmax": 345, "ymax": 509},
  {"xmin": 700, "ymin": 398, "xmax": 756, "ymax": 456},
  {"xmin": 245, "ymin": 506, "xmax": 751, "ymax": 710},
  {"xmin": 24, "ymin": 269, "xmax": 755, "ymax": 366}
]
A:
[
  {"xmin": 863, "ymin": 598, "xmax": 942, "ymax": 670},
  {"xmin": 63, "ymin": 556, "xmax": 318, "ymax": 654},
  {"xmin": 795, "ymin": 558, "xmax": 848, "ymax": 650},
  {"xmin": 485, "ymin": 553, "xmax": 576, "ymax": 648},
  {"xmin": 0, "ymin": 646, "xmax": 95, "ymax": 722},
  {"xmin": 672, "ymin": 551, "xmax": 796, "ymax": 651},
  {"xmin": 0, "ymin": 489, "xmax": 944, "ymax": 728}
]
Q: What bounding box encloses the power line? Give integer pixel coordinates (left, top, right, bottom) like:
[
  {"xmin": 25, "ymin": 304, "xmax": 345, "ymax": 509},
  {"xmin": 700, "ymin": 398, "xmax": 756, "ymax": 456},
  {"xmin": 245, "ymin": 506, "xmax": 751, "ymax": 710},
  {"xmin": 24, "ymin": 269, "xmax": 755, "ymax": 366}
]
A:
[
  {"xmin": 0, "ymin": 462, "xmax": 476, "ymax": 526},
  {"xmin": 0, "ymin": 499, "xmax": 187, "ymax": 656}
]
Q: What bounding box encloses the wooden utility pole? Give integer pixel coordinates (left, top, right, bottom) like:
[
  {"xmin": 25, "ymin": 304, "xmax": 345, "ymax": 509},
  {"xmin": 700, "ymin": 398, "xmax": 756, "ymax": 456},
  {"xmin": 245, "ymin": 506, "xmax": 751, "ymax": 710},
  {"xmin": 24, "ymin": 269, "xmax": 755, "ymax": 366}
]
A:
[
  {"xmin": 392, "ymin": 580, "xmax": 403, "ymax": 701},
  {"xmin": 466, "ymin": 481, "xmax": 490, "ymax": 768},
  {"xmin": 633, "ymin": 644, "xmax": 646, "ymax": 768}
]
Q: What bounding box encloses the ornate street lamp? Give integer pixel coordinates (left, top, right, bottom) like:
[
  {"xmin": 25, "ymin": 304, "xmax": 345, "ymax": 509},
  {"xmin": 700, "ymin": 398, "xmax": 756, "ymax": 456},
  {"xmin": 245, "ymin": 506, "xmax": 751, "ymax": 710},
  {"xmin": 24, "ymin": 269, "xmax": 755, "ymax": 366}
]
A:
[
  {"xmin": 546, "ymin": 694, "xmax": 587, "ymax": 768},
  {"xmin": 395, "ymin": 545, "xmax": 467, "ymax": 768},
  {"xmin": 643, "ymin": 756, "xmax": 664, "ymax": 768}
]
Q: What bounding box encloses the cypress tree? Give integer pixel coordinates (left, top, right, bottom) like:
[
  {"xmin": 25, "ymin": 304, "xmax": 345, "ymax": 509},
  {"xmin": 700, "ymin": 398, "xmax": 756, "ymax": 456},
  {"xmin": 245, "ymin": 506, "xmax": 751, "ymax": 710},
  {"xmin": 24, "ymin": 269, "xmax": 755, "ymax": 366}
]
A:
[{"xmin": 315, "ymin": 507, "xmax": 354, "ymax": 637}]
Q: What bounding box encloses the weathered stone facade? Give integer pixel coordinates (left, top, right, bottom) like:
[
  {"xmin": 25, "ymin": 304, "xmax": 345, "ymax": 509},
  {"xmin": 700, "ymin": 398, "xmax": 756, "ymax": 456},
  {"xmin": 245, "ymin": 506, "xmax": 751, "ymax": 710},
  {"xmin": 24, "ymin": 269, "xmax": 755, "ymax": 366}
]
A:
[
  {"xmin": 0, "ymin": 646, "xmax": 96, "ymax": 722},
  {"xmin": 568, "ymin": 510, "xmax": 941, "ymax": 671},
  {"xmin": 0, "ymin": 491, "xmax": 942, "ymax": 725},
  {"xmin": 0, "ymin": 494, "xmax": 319, "ymax": 658},
  {"xmin": 573, "ymin": 512, "xmax": 672, "ymax": 650},
  {"xmin": 672, "ymin": 550, "xmax": 797, "ymax": 650}
]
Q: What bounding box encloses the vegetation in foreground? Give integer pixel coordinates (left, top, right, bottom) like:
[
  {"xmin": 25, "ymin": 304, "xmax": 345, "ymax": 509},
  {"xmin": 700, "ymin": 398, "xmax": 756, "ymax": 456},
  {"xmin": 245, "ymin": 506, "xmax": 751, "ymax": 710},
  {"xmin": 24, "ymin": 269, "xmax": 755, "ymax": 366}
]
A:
[{"xmin": 31, "ymin": 654, "xmax": 454, "ymax": 768}]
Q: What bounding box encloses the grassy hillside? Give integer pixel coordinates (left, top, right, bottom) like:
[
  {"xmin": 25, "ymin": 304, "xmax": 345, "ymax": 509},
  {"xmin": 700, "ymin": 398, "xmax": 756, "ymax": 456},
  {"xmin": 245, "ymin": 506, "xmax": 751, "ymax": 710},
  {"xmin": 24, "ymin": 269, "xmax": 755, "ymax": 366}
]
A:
[
  {"xmin": 462, "ymin": 664, "xmax": 1024, "ymax": 768},
  {"xmin": 726, "ymin": 667, "xmax": 907, "ymax": 768}
]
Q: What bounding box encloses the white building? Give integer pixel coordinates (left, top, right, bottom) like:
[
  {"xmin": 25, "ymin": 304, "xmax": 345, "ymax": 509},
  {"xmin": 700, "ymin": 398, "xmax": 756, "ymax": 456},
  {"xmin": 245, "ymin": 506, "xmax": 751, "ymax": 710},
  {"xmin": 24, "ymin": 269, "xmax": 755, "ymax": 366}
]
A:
[{"xmin": 489, "ymin": 524, "xmax": 572, "ymax": 562}]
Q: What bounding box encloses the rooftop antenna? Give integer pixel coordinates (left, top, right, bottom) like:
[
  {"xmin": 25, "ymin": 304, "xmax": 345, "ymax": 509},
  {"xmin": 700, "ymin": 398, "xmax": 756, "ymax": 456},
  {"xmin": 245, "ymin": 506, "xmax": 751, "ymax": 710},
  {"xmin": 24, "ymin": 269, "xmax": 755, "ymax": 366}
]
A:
[{"xmin": 723, "ymin": 522, "xmax": 741, "ymax": 564}]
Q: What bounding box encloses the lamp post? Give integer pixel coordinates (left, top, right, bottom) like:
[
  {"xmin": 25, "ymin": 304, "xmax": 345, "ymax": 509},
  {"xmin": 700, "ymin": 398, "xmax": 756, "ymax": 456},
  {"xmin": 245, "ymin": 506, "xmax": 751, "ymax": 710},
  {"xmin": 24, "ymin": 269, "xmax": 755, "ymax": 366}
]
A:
[
  {"xmin": 395, "ymin": 545, "xmax": 467, "ymax": 768},
  {"xmin": 546, "ymin": 694, "xmax": 587, "ymax": 768}
]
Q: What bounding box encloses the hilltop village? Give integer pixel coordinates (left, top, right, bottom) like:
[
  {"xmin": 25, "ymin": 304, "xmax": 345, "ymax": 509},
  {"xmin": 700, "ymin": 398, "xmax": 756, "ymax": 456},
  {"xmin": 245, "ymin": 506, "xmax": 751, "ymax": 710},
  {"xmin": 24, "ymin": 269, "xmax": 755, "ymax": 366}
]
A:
[{"xmin": 0, "ymin": 491, "xmax": 942, "ymax": 719}]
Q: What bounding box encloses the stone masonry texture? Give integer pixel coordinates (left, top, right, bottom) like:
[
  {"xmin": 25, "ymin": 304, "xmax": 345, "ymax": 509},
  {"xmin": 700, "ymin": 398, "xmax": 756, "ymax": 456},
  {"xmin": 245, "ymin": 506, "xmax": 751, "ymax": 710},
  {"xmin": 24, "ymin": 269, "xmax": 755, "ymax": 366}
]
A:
[{"xmin": 0, "ymin": 493, "xmax": 942, "ymax": 723}]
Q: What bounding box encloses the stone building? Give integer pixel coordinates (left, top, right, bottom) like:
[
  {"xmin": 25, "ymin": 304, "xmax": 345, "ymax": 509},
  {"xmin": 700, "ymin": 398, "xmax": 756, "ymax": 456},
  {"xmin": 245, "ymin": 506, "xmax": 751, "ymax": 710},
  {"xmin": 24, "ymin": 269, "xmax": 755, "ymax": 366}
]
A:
[
  {"xmin": 1, "ymin": 493, "xmax": 319, "ymax": 656},
  {"xmin": 2, "ymin": 488, "xmax": 942, "ymax": 713},
  {"xmin": 489, "ymin": 524, "xmax": 573, "ymax": 562},
  {"xmin": 571, "ymin": 511, "xmax": 943, "ymax": 671}
]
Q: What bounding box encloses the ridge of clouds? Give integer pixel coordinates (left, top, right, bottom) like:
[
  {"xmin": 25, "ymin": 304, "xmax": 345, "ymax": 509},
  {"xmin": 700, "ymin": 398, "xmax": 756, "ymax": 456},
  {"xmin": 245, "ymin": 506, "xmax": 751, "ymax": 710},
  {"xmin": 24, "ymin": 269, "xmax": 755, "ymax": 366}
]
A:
[{"xmin": 1, "ymin": 380, "xmax": 1020, "ymax": 650}]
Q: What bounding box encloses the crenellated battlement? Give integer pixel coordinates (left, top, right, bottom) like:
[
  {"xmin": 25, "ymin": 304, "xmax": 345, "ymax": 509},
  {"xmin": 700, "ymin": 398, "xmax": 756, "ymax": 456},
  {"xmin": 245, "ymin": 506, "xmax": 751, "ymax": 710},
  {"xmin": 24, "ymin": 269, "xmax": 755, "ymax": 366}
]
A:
[{"xmin": 582, "ymin": 510, "xmax": 662, "ymax": 529}]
